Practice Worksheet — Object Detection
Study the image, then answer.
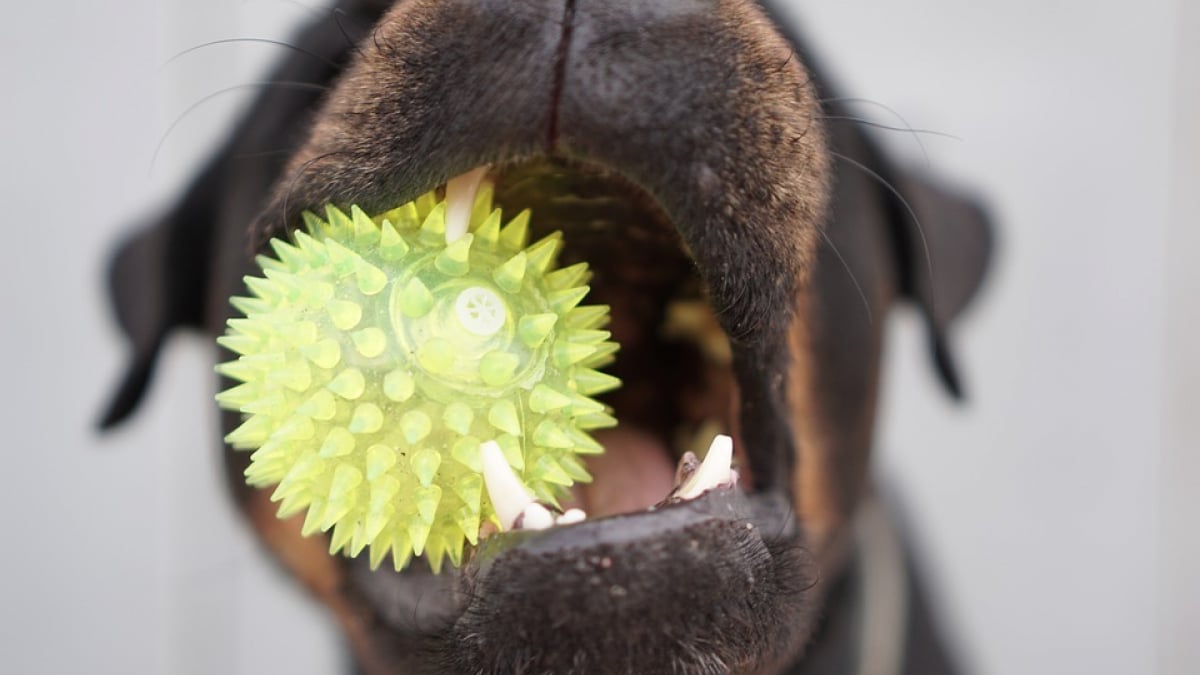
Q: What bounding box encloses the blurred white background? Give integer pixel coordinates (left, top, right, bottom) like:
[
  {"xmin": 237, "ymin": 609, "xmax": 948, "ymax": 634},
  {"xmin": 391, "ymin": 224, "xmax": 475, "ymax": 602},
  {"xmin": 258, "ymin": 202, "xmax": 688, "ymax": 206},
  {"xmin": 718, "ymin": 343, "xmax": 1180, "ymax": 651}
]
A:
[{"xmin": 0, "ymin": 1, "xmax": 1194, "ymax": 673}]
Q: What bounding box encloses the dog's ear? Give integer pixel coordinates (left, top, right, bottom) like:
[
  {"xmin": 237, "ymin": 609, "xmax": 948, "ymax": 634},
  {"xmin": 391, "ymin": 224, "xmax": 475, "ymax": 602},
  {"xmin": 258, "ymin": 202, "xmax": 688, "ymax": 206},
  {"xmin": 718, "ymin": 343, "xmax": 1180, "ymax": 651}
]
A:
[
  {"xmin": 98, "ymin": 175, "xmax": 217, "ymax": 429},
  {"xmin": 753, "ymin": 0, "xmax": 993, "ymax": 399},
  {"xmin": 885, "ymin": 168, "xmax": 993, "ymax": 399}
]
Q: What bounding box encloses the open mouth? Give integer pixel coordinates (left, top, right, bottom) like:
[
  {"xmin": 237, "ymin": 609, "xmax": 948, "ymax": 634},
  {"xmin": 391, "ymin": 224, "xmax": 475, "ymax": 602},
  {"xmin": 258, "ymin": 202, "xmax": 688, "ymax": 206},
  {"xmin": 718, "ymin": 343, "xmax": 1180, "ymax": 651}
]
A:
[
  {"xmin": 341, "ymin": 155, "xmax": 780, "ymax": 568},
  {"xmin": 329, "ymin": 157, "xmax": 817, "ymax": 673}
]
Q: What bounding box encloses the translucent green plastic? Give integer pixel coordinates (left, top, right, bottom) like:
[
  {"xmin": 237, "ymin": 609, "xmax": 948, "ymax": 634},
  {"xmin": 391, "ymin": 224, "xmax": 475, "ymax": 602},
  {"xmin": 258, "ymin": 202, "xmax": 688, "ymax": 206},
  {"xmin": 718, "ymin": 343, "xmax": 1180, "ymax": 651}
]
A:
[{"xmin": 215, "ymin": 187, "xmax": 619, "ymax": 572}]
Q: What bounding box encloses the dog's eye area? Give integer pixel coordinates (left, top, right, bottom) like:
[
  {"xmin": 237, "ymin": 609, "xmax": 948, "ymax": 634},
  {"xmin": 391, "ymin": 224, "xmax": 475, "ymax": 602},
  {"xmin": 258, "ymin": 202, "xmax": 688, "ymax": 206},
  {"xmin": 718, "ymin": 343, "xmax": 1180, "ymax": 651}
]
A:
[{"xmin": 445, "ymin": 157, "xmax": 746, "ymax": 536}]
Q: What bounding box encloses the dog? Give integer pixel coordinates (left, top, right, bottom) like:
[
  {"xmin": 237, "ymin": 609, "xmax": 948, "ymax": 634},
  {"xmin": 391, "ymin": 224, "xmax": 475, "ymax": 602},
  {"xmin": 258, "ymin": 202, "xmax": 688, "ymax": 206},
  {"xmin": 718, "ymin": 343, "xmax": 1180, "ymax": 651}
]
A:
[{"xmin": 100, "ymin": 1, "xmax": 992, "ymax": 673}]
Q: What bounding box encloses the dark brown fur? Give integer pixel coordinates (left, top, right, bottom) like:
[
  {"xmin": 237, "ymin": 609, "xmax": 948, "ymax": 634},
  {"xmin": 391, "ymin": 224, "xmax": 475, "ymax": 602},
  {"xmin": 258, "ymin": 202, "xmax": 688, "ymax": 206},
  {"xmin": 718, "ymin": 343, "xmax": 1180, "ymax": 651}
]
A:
[{"xmin": 101, "ymin": 1, "xmax": 991, "ymax": 673}]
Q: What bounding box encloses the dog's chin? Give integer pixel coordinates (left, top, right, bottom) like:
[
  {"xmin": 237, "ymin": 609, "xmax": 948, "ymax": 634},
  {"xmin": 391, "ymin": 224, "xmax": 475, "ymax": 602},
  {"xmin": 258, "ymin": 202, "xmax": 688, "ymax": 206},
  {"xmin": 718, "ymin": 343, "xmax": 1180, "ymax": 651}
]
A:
[{"xmin": 328, "ymin": 158, "xmax": 819, "ymax": 675}]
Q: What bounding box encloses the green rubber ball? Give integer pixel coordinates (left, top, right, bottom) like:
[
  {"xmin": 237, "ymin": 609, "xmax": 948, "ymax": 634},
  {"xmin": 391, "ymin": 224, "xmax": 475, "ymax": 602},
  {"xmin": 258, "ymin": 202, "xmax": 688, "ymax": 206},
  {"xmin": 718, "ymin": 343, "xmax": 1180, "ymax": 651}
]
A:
[{"xmin": 215, "ymin": 187, "xmax": 619, "ymax": 572}]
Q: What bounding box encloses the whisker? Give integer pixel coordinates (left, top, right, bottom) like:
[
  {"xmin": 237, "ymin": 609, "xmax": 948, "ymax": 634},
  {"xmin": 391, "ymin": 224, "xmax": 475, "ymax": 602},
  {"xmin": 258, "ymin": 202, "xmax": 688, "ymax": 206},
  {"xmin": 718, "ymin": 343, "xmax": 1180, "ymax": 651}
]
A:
[
  {"xmin": 819, "ymin": 96, "xmax": 927, "ymax": 127},
  {"xmin": 270, "ymin": 0, "xmax": 368, "ymax": 53},
  {"xmin": 332, "ymin": 8, "xmax": 367, "ymax": 57},
  {"xmin": 165, "ymin": 37, "xmax": 339, "ymax": 69},
  {"xmin": 249, "ymin": 149, "xmax": 346, "ymax": 254},
  {"xmin": 830, "ymin": 150, "xmax": 935, "ymax": 292},
  {"xmin": 819, "ymin": 230, "xmax": 873, "ymax": 326},
  {"xmin": 371, "ymin": 16, "xmax": 388, "ymax": 55},
  {"xmin": 819, "ymin": 97, "xmax": 946, "ymax": 170},
  {"xmin": 280, "ymin": 150, "xmax": 346, "ymax": 236},
  {"xmin": 818, "ymin": 114, "xmax": 960, "ymax": 171},
  {"xmin": 150, "ymin": 81, "xmax": 331, "ymax": 174},
  {"xmin": 817, "ymin": 115, "xmax": 960, "ymax": 141}
]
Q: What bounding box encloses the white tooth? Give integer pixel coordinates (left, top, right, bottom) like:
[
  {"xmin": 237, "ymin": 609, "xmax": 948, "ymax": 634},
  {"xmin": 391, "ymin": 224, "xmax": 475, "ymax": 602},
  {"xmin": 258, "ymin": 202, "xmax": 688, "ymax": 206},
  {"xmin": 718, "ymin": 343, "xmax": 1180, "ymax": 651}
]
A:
[
  {"xmin": 480, "ymin": 440, "xmax": 535, "ymax": 530},
  {"xmin": 520, "ymin": 503, "xmax": 555, "ymax": 530},
  {"xmin": 556, "ymin": 508, "xmax": 587, "ymax": 526},
  {"xmin": 445, "ymin": 166, "xmax": 488, "ymax": 243},
  {"xmin": 677, "ymin": 434, "xmax": 734, "ymax": 500}
]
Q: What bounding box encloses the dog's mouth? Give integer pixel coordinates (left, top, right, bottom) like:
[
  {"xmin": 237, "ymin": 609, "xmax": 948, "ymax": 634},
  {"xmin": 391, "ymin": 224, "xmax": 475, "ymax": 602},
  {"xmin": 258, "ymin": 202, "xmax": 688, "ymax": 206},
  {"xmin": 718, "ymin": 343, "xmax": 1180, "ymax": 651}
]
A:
[
  {"xmin": 338, "ymin": 158, "xmax": 815, "ymax": 673},
  {"xmin": 246, "ymin": 2, "xmax": 830, "ymax": 671},
  {"xmin": 345, "ymin": 156, "xmax": 769, "ymax": 541}
]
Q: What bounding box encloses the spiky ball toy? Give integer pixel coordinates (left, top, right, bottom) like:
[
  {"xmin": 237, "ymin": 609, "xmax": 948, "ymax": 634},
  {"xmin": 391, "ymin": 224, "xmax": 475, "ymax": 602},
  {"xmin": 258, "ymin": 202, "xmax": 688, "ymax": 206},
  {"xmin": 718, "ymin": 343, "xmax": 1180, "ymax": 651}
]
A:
[{"xmin": 216, "ymin": 186, "xmax": 619, "ymax": 572}]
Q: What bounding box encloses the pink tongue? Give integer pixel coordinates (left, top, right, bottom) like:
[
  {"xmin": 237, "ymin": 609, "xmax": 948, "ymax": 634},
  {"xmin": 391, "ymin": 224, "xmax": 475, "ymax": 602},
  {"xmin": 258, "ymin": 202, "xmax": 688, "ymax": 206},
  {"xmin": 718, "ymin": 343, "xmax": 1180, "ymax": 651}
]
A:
[{"xmin": 570, "ymin": 427, "xmax": 677, "ymax": 518}]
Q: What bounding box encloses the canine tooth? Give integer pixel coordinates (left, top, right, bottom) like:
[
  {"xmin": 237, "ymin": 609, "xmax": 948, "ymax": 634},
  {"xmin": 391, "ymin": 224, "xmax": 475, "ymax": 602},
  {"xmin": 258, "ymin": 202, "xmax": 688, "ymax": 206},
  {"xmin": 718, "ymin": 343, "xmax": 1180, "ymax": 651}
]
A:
[
  {"xmin": 518, "ymin": 503, "xmax": 555, "ymax": 530},
  {"xmin": 445, "ymin": 166, "xmax": 488, "ymax": 243},
  {"xmin": 556, "ymin": 508, "xmax": 587, "ymax": 525},
  {"xmin": 480, "ymin": 440, "xmax": 536, "ymax": 530},
  {"xmin": 677, "ymin": 434, "xmax": 734, "ymax": 500}
]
